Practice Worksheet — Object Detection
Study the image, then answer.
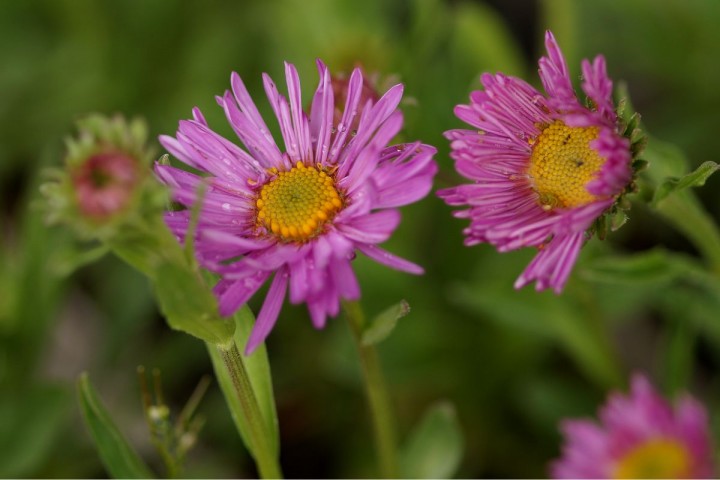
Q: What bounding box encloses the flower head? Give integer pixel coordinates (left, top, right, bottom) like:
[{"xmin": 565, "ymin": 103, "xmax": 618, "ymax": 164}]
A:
[
  {"xmin": 552, "ymin": 374, "xmax": 714, "ymax": 478},
  {"xmin": 41, "ymin": 114, "xmax": 157, "ymax": 238},
  {"xmin": 438, "ymin": 31, "xmax": 637, "ymax": 293},
  {"xmin": 157, "ymin": 60, "xmax": 437, "ymax": 353}
]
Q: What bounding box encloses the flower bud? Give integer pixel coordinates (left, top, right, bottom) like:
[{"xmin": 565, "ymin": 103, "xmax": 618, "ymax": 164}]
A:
[{"xmin": 41, "ymin": 114, "xmax": 162, "ymax": 239}]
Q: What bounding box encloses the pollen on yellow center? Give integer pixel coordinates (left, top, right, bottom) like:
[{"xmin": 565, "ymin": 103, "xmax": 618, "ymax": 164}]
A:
[
  {"xmin": 527, "ymin": 120, "xmax": 605, "ymax": 209},
  {"xmin": 255, "ymin": 161, "xmax": 343, "ymax": 241},
  {"xmin": 613, "ymin": 438, "xmax": 691, "ymax": 479}
]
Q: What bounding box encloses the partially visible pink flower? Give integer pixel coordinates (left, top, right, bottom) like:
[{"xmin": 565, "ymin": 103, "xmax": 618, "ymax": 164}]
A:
[
  {"xmin": 551, "ymin": 374, "xmax": 714, "ymax": 479},
  {"xmin": 438, "ymin": 30, "xmax": 634, "ymax": 293},
  {"xmin": 157, "ymin": 60, "xmax": 437, "ymax": 353},
  {"xmin": 73, "ymin": 152, "xmax": 139, "ymax": 219}
]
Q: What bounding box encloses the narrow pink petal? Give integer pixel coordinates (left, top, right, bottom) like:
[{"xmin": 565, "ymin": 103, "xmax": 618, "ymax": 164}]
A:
[
  {"xmin": 230, "ymin": 71, "xmax": 274, "ymax": 139},
  {"xmin": 337, "ymin": 83, "xmax": 404, "ymax": 176},
  {"xmin": 310, "ymin": 59, "xmax": 334, "ymax": 166},
  {"xmin": 219, "ymin": 90, "xmax": 283, "ymax": 169},
  {"xmin": 330, "ymin": 258, "xmax": 360, "ymax": 300},
  {"xmin": 215, "ymin": 271, "xmax": 270, "ymax": 317},
  {"xmin": 284, "ymin": 62, "xmax": 313, "ymax": 161},
  {"xmin": 538, "ymin": 30, "xmax": 576, "ymax": 108},
  {"xmin": 581, "ymin": 55, "xmax": 616, "ymax": 125},
  {"xmin": 337, "ymin": 209, "xmax": 401, "ymax": 244},
  {"xmin": 245, "ymin": 270, "xmax": 288, "ymax": 354},
  {"xmin": 307, "ymin": 298, "xmax": 328, "ymax": 329},
  {"xmin": 288, "ymin": 256, "xmax": 310, "ymax": 304},
  {"xmin": 328, "ymin": 67, "xmax": 363, "ymax": 162},
  {"xmin": 263, "ymin": 73, "xmax": 300, "ymax": 162},
  {"xmin": 159, "ymin": 134, "xmax": 196, "ymax": 168},
  {"xmin": 341, "ymin": 111, "xmax": 404, "ymax": 194},
  {"xmin": 357, "ymin": 243, "xmax": 424, "ymax": 274}
]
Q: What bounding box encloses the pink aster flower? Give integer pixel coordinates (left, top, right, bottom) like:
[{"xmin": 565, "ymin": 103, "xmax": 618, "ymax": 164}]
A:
[
  {"xmin": 438, "ymin": 31, "xmax": 634, "ymax": 293},
  {"xmin": 156, "ymin": 60, "xmax": 437, "ymax": 353},
  {"xmin": 552, "ymin": 374, "xmax": 715, "ymax": 479}
]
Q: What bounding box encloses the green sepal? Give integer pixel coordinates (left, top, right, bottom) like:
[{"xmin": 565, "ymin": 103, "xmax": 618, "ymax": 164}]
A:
[
  {"xmin": 399, "ymin": 402, "xmax": 464, "ymax": 479},
  {"xmin": 77, "ymin": 373, "xmax": 156, "ymax": 479},
  {"xmin": 361, "ymin": 299, "xmax": 411, "ymax": 346}
]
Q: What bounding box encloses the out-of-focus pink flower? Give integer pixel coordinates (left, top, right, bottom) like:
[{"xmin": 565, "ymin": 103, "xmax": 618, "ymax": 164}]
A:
[{"xmin": 552, "ymin": 374, "xmax": 714, "ymax": 479}]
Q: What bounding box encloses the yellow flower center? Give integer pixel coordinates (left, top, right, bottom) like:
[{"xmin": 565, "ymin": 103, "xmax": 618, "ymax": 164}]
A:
[
  {"xmin": 256, "ymin": 161, "xmax": 343, "ymax": 241},
  {"xmin": 527, "ymin": 120, "xmax": 605, "ymax": 209},
  {"xmin": 613, "ymin": 438, "xmax": 691, "ymax": 479}
]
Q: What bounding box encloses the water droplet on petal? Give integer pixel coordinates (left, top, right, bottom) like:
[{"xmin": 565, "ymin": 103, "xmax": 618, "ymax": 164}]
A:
[{"xmin": 222, "ymin": 202, "xmax": 232, "ymax": 211}]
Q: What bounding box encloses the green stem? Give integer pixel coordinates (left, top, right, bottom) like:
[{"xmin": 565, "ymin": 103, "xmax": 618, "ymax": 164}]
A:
[
  {"xmin": 344, "ymin": 300, "xmax": 399, "ymax": 479},
  {"xmin": 656, "ymin": 191, "xmax": 720, "ymax": 275},
  {"xmin": 216, "ymin": 341, "xmax": 283, "ymax": 479}
]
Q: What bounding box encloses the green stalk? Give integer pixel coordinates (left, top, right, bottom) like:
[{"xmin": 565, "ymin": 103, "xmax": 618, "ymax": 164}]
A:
[
  {"xmin": 215, "ymin": 341, "xmax": 283, "ymax": 479},
  {"xmin": 656, "ymin": 191, "xmax": 720, "ymax": 275},
  {"xmin": 344, "ymin": 300, "xmax": 399, "ymax": 478}
]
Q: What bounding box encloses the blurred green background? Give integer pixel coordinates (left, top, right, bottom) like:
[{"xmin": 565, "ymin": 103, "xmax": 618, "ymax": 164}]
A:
[{"xmin": 2, "ymin": 0, "xmax": 720, "ymax": 477}]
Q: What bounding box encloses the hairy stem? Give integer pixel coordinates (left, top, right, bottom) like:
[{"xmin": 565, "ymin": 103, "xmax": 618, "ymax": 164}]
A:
[
  {"xmin": 216, "ymin": 342, "xmax": 283, "ymax": 479},
  {"xmin": 344, "ymin": 300, "xmax": 399, "ymax": 478}
]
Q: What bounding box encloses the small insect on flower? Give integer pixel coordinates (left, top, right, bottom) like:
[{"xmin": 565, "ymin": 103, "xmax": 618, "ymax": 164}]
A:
[
  {"xmin": 157, "ymin": 60, "xmax": 437, "ymax": 354},
  {"xmin": 438, "ymin": 31, "xmax": 640, "ymax": 293},
  {"xmin": 552, "ymin": 374, "xmax": 714, "ymax": 479}
]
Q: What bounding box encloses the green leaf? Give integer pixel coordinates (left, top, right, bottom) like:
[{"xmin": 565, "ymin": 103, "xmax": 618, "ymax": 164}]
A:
[
  {"xmin": 653, "ymin": 161, "xmax": 720, "ymax": 205},
  {"xmin": 452, "ymin": 251, "xmax": 623, "ymax": 388},
  {"xmin": 77, "ymin": 373, "xmax": 155, "ymax": 479},
  {"xmin": 362, "ymin": 299, "xmax": 410, "ymax": 346},
  {"xmin": 641, "ymin": 137, "xmax": 689, "ymax": 185},
  {"xmin": 153, "ymin": 261, "xmax": 235, "ymax": 344},
  {"xmin": 206, "ymin": 305, "xmax": 279, "ymax": 459},
  {"xmin": 400, "ymin": 402, "xmax": 463, "ymax": 479},
  {"xmin": 579, "ymin": 248, "xmax": 697, "ymax": 286}
]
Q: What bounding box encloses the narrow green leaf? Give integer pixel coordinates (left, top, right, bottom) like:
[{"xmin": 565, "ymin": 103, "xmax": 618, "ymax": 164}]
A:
[
  {"xmin": 653, "ymin": 161, "xmax": 720, "ymax": 205},
  {"xmin": 362, "ymin": 299, "xmax": 410, "ymax": 346},
  {"xmin": 153, "ymin": 261, "xmax": 235, "ymax": 344},
  {"xmin": 207, "ymin": 305, "xmax": 279, "ymax": 459},
  {"xmin": 452, "ymin": 252, "xmax": 623, "ymax": 388},
  {"xmin": 579, "ymin": 249, "xmax": 696, "ymax": 286},
  {"xmin": 641, "ymin": 137, "xmax": 689, "ymax": 185},
  {"xmin": 77, "ymin": 373, "xmax": 155, "ymax": 479},
  {"xmin": 400, "ymin": 402, "xmax": 463, "ymax": 479}
]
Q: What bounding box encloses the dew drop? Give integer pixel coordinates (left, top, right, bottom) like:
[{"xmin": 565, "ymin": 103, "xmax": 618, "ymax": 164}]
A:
[{"xmin": 222, "ymin": 202, "xmax": 232, "ymax": 211}]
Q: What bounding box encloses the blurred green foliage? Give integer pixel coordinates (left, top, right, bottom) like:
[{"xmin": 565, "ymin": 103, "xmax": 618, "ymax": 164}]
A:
[{"xmin": 2, "ymin": 0, "xmax": 720, "ymax": 477}]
